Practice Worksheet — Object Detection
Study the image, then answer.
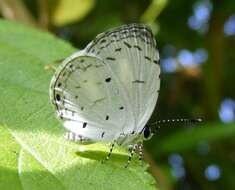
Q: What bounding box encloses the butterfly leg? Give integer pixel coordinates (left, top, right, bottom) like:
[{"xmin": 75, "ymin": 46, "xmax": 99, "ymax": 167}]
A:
[
  {"xmin": 64, "ymin": 131, "xmax": 90, "ymax": 143},
  {"xmin": 124, "ymin": 144, "xmax": 137, "ymax": 168},
  {"xmin": 102, "ymin": 143, "xmax": 115, "ymax": 163},
  {"xmin": 64, "ymin": 131, "xmax": 78, "ymax": 142},
  {"xmin": 44, "ymin": 59, "xmax": 65, "ymax": 71},
  {"xmin": 138, "ymin": 143, "xmax": 143, "ymax": 162}
]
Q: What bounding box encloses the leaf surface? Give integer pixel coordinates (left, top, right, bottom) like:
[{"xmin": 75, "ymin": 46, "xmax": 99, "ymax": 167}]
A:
[{"xmin": 0, "ymin": 20, "xmax": 157, "ymax": 190}]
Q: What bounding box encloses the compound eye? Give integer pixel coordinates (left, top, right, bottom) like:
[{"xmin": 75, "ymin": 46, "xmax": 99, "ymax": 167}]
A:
[{"xmin": 143, "ymin": 127, "xmax": 151, "ymax": 139}]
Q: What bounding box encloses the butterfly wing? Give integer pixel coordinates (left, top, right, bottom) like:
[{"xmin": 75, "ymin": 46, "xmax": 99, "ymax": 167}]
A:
[
  {"xmin": 50, "ymin": 24, "xmax": 160, "ymax": 142},
  {"xmin": 85, "ymin": 24, "xmax": 160, "ymax": 133},
  {"xmin": 50, "ymin": 53, "xmax": 134, "ymax": 141}
]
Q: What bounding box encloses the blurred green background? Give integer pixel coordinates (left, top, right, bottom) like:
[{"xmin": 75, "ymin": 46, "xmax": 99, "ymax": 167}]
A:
[{"xmin": 1, "ymin": 0, "xmax": 235, "ymax": 189}]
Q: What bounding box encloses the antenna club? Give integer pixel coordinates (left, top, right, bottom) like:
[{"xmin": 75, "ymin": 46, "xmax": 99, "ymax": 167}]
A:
[{"xmin": 191, "ymin": 118, "xmax": 203, "ymax": 123}]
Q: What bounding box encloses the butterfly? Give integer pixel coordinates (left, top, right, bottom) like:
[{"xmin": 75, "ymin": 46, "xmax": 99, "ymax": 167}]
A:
[{"xmin": 50, "ymin": 23, "xmax": 201, "ymax": 167}]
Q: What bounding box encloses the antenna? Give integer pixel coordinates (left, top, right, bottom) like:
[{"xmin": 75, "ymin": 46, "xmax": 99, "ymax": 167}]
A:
[{"xmin": 149, "ymin": 118, "xmax": 202, "ymax": 131}]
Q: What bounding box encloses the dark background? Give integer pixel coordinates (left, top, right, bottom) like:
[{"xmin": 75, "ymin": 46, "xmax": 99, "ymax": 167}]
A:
[{"xmin": 1, "ymin": 0, "xmax": 235, "ymax": 189}]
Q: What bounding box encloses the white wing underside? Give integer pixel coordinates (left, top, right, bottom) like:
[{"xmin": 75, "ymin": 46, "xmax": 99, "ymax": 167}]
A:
[{"xmin": 50, "ymin": 24, "xmax": 160, "ymax": 142}]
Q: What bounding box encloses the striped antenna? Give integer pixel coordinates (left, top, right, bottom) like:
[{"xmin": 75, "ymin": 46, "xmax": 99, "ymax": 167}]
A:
[{"xmin": 149, "ymin": 118, "xmax": 202, "ymax": 131}]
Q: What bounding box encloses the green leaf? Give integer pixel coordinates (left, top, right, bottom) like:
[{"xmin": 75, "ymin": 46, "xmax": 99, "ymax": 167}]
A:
[
  {"xmin": 0, "ymin": 19, "xmax": 157, "ymax": 190},
  {"xmin": 155, "ymin": 123, "xmax": 235, "ymax": 155},
  {"xmin": 0, "ymin": 126, "xmax": 22, "ymax": 190},
  {"xmin": 51, "ymin": 0, "xmax": 95, "ymax": 26}
]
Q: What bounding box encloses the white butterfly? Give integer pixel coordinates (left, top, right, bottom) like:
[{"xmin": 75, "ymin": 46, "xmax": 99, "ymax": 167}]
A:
[{"xmin": 49, "ymin": 23, "xmax": 200, "ymax": 167}]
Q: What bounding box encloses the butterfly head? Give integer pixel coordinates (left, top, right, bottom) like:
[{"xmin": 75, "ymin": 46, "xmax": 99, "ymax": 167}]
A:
[
  {"xmin": 141, "ymin": 126, "xmax": 154, "ymax": 141},
  {"xmin": 140, "ymin": 118, "xmax": 202, "ymax": 141}
]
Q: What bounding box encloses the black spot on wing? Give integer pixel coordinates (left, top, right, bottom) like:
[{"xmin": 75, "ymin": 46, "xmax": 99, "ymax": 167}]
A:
[
  {"xmin": 105, "ymin": 77, "xmax": 111, "ymax": 82},
  {"xmin": 100, "ymin": 39, "xmax": 106, "ymax": 43},
  {"xmin": 144, "ymin": 56, "xmax": 151, "ymax": 61},
  {"xmin": 119, "ymin": 106, "xmax": 124, "ymax": 110},
  {"xmin": 153, "ymin": 60, "xmax": 160, "ymax": 65},
  {"xmin": 123, "ymin": 41, "xmax": 132, "ymax": 48},
  {"xmin": 101, "ymin": 132, "xmax": 105, "ymax": 138},
  {"xmin": 56, "ymin": 94, "xmax": 61, "ymax": 101},
  {"xmin": 115, "ymin": 48, "xmax": 122, "ymax": 52},
  {"xmin": 83, "ymin": 122, "xmax": 87, "ymax": 128},
  {"xmin": 133, "ymin": 45, "xmax": 142, "ymax": 51},
  {"xmin": 105, "ymin": 115, "xmax": 109, "ymax": 120},
  {"xmin": 59, "ymin": 113, "xmax": 63, "ymax": 119},
  {"xmin": 106, "ymin": 57, "xmax": 116, "ymax": 61},
  {"xmin": 132, "ymin": 80, "xmax": 145, "ymax": 84}
]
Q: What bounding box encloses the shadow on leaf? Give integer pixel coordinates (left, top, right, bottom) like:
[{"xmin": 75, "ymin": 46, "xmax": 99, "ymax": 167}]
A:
[{"xmin": 76, "ymin": 150, "xmax": 129, "ymax": 163}]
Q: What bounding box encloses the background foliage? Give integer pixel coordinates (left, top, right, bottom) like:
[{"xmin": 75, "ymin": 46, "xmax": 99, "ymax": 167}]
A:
[{"xmin": 0, "ymin": 0, "xmax": 235, "ymax": 190}]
